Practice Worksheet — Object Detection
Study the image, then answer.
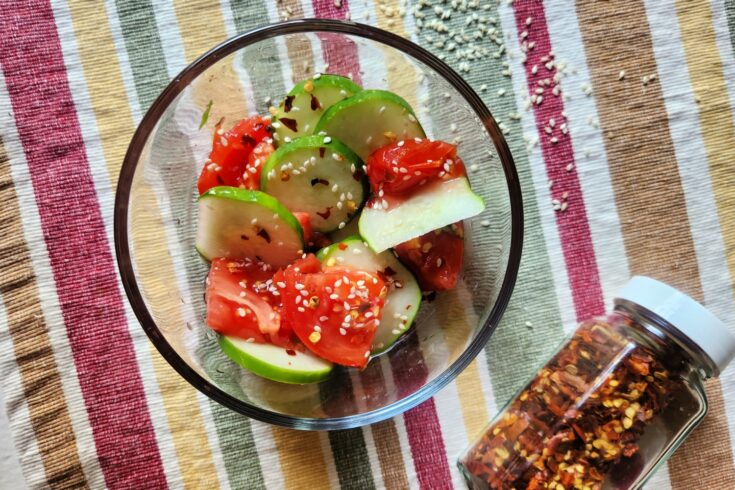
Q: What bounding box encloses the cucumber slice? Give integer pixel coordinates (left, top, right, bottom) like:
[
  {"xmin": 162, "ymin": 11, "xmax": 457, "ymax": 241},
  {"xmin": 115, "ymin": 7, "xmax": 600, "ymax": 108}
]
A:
[
  {"xmin": 314, "ymin": 90, "xmax": 426, "ymax": 160},
  {"xmin": 260, "ymin": 135, "xmax": 367, "ymax": 233},
  {"xmin": 328, "ymin": 211, "xmax": 361, "ymax": 242},
  {"xmin": 359, "ymin": 177, "xmax": 485, "ymax": 253},
  {"xmin": 219, "ymin": 335, "xmax": 333, "ymax": 384},
  {"xmin": 318, "ymin": 236, "xmax": 422, "ymax": 354},
  {"xmin": 196, "ymin": 186, "xmax": 304, "ymax": 266},
  {"xmin": 273, "ymin": 74, "xmax": 362, "ymax": 144}
]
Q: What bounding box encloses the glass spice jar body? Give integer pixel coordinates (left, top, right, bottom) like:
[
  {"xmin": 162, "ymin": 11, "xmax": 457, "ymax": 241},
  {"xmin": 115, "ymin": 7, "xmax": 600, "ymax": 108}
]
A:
[{"xmin": 458, "ymin": 277, "xmax": 735, "ymax": 490}]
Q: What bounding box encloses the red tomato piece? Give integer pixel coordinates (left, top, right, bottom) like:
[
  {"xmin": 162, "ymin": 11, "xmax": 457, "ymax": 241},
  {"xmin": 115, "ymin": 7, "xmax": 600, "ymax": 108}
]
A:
[
  {"xmin": 205, "ymin": 258, "xmax": 296, "ymax": 348},
  {"xmin": 197, "ymin": 115, "xmax": 273, "ymax": 195},
  {"xmin": 292, "ymin": 212, "xmax": 313, "ymax": 245},
  {"xmin": 275, "ymin": 255, "xmax": 387, "ymax": 368},
  {"xmin": 242, "ymin": 140, "xmax": 275, "ymax": 190},
  {"xmin": 291, "ymin": 212, "xmax": 332, "ymax": 250},
  {"xmin": 394, "ymin": 223, "xmax": 464, "ymax": 291},
  {"xmin": 366, "ymin": 138, "xmax": 466, "ymax": 195}
]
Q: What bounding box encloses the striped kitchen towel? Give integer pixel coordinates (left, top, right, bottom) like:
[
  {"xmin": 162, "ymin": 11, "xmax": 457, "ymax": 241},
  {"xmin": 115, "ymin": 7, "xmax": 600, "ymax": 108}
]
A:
[{"xmin": 1, "ymin": 0, "xmax": 735, "ymax": 488}]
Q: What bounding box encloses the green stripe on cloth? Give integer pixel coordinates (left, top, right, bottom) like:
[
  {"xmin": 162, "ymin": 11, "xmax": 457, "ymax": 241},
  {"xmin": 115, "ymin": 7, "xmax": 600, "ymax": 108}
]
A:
[
  {"xmin": 726, "ymin": 0, "xmax": 735, "ymax": 52},
  {"xmin": 415, "ymin": 2, "xmax": 565, "ymax": 403},
  {"xmin": 229, "ymin": 0, "xmax": 286, "ymax": 105},
  {"xmin": 113, "ymin": 2, "xmax": 266, "ymax": 488}
]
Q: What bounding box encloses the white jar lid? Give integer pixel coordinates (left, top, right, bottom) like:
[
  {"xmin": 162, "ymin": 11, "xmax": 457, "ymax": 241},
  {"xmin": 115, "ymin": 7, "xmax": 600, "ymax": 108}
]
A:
[{"xmin": 615, "ymin": 276, "xmax": 735, "ymax": 376}]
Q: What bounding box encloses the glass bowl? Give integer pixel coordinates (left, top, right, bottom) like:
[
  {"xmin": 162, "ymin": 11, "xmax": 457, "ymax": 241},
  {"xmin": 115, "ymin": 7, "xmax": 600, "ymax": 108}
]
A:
[{"xmin": 114, "ymin": 19, "xmax": 523, "ymax": 430}]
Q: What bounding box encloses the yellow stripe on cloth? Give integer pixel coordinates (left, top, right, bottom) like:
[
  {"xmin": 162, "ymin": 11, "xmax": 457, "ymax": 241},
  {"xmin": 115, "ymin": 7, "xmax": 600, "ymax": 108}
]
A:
[
  {"xmin": 173, "ymin": 0, "xmax": 250, "ymax": 124},
  {"xmin": 65, "ymin": 2, "xmax": 221, "ymax": 488}
]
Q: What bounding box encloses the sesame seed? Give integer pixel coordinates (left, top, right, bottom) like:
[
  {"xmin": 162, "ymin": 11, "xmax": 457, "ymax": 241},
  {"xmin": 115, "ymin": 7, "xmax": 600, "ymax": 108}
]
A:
[
  {"xmin": 618, "ymin": 70, "xmax": 626, "ymax": 80},
  {"xmin": 339, "ymin": 328, "xmax": 347, "ymax": 335},
  {"xmin": 550, "ymin": 136, "xmax": 558, "ymax": 144},
  {"xmin": 237, "ymin": 307, "xmax": 247, "ymax": 317},
  {"xmin": 277, "ymin": 281, "xmax": 286, "ymax": 288},
  {"xmin": 560, "ymin": 202, "xmax": 569, "ymax": 212},
  {"xmin": 246, "ymin": 338, "xmax": 255, "ymax": 343},
  {"xmin": 481, "ymin": 220, "xmax": 491, "ymax": 227},
  {"xmin": 566, "ymin": 163, "xmax": 574, "ymax": 172},
  {"xmin": 295, "ymin": 283, "xmax": 304, "ymax": 290},
  {"xmin": 297, "ymin": 307, "xmax": 305, "ymax": 312},
  {"xmin": 323, "ymin": 136, "xmax": 332, "ymax": 143},
  {"xmin": 338, "ymin": 222, "xmax": 346, "ymax": 229},
  {"xmin": 498, "ymin": 88, "xmax": 506, "ymax": 96},
  {"xmin": 309, "ymin": 331, "xmax": 321, "ymax": 343}
]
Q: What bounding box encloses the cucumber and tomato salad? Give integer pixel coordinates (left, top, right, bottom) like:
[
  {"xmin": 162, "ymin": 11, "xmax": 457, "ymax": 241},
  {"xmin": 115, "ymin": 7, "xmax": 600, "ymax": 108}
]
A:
[{"xmin": 195, "ymin": 74, "xmax": 485, "ymax": 384}]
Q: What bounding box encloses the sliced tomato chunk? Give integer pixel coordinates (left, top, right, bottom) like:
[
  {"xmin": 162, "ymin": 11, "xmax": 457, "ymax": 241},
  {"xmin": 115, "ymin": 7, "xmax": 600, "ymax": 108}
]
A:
[
  {"xmin": 275, "ymin": 254, "xmax": 387, "ymax": 368},
  {"xmin": 292, "ymin": 212, "xmax": 331, "ymax": 250},
  {"xmin": 197, "ymin": 115, "xmax": 274, "ymax": 194},
  {"xmin": 205, "ymin": 258, "xmax": 296, "ymax": 348},
  {"xmin": 242, "ymin": 140, "xmax": 275, "ymax": 190},
  {"xmin": 366, "ymin": 138, "xmax": 465, "ymax": 195},
  {"xmin": 394, "ymin": 223, "xmax": 464, "ymax": 291}
]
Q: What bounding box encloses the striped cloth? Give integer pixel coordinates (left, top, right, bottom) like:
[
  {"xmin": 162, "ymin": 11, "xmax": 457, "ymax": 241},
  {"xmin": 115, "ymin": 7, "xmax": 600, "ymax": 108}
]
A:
[{"xmin": 1, "ymin": 0, "xmax": 734, "ymax": 488}]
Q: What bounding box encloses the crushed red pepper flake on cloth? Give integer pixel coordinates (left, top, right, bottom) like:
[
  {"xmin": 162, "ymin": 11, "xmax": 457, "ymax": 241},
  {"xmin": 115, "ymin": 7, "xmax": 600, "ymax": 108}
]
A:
[{"xmin": 461, "ymin": 320, "xmax": 680, "ymax": 490}]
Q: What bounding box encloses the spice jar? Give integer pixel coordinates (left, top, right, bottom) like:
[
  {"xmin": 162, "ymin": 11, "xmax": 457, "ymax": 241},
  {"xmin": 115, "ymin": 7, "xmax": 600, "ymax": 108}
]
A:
[{"xmin": 458, "ymin": 276, "xmax": 735, "ymax": 490}]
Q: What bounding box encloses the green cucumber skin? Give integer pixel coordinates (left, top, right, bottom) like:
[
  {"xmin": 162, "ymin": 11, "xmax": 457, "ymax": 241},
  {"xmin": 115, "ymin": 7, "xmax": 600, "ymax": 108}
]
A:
[
  {"xmin": 259, "ymin": 135, "xmax": 364, "ymax": 190},
  {"xmin": 287, "ymin": 74, "xmax": 362, "ymax": 97},
  {"xmin": 199, "ymin": 186, "xmax": 304, "ymax": 241},
  {"xmin": 274, "ymin": 75, "xmax": 362, "ymax": 144},
  {"xmin": 314, "ymin": 89, "xmax": 422, "ymax": 133},
  {"xmin": 260, "ymin": 136, "xmax": 370, "ymax": 233},
  {"xmin": 313, "ymin": 89, "xmax": 426, "ymax": 161},
  {"xmin": 218, "ymin": 336, "xmax": 332, "ymax": 384}
]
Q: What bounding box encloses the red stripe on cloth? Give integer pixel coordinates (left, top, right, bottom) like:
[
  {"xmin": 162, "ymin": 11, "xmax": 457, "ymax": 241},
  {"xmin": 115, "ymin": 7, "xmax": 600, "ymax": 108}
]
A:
[
  {"xmin": 390, "ymin": 334, "xmax": 453, "ymax": 490},
  {"xmin": 512, "ymin": 1, "xmax": 605, "ymax": 320},
  {"xmin": 0, "ymin": 3, "xmax": 168, "ymax": 488},
  {"xmin": 312, "ymin": 2, "xmax": 452, "ymax": 486},
  {"xmin": 312, "ymin": 0, "xmax": 363, "ymax": 85}
]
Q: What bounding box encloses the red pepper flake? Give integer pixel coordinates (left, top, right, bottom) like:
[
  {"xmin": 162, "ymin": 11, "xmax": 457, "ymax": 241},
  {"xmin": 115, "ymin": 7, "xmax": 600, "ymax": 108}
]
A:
[
  {"xmin": 310, "ymin": 93, "xmax": 321, "ymax": 111},
  {"xmin": 279, "ymin": 117, "xmax": 298, "ymax": 132},
  {"xmin": 460, "ymin": 319, "xmax": 679, "ymax": 489},
  {"xmin": 283, "ymin": 95, "xmax": 295, "ymax": 113},
  {"xmin": 316, "ymin": 207, "xmax": 332, "ymax": 220},
  {"xmin": 338, "ymin": 243, "xmax": 348, "ymax": 251}
]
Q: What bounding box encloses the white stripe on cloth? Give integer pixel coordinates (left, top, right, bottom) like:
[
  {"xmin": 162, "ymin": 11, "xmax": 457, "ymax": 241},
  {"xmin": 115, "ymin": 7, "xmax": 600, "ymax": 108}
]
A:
[
  {"xmin": 496, "ymin": 1, "xmax": 578, "ymax": 335},
  {"xmin": 645, "ymin": 0, "xmax": 735, "ymax": 464},
  {"xmin": 0, "ymin": 294, "xmax": 32, "ymax": 490},
  {"xmin": 0, "ymin": 67, "xmax": 106, "ymax": 490},
  {"xmin": 543, "ymin": 0, "xmax": 631, "ymax": 309}
]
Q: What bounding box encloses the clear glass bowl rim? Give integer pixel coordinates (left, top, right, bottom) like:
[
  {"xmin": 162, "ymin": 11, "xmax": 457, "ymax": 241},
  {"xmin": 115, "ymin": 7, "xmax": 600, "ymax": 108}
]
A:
[{"xmin": 113, "ymin": 18, "xmax": 524, "ymax": 430}]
